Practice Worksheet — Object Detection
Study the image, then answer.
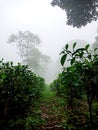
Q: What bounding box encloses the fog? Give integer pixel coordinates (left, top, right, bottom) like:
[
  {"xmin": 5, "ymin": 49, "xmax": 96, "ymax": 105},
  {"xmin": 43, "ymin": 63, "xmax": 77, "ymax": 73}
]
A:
[{"xmin": 0, "ymin": 0, "xmax": 98, "ymax": 83}]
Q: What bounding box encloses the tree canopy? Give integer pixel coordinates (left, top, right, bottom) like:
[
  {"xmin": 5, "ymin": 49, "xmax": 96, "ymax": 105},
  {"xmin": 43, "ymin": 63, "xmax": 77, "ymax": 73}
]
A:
[
  {"xmin": 8, "ymin": 31, "xmax": 41, "ymax": 58},
  {"xmin": 51, "ymin": 0, "xmax": 98, "ymax": 28},
  {"xmin": 8, "ymin": 31, "xmax": 50, "ymax": 77}
]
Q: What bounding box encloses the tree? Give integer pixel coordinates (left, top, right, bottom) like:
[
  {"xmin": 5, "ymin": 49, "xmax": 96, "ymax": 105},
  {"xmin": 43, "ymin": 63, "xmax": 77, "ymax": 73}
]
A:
[
  {"xmin": 8, "ymin": 31, "xmax": 50, "ymax": 76},
  {"xmin": 23, "ymin": 47, "xmax": 50, "ymax": 76},
  {"xmin": 8, "ymin": 31, "xmax": 41, "ymax": 59},
  {"xmin": 51, "ymin": 0, "xmax": 98, "ymax": 28}
]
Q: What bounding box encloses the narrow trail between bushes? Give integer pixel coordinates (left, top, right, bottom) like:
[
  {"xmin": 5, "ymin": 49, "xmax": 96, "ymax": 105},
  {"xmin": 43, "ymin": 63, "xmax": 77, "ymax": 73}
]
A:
[{"xmin": 36, "ymin": 86, "xmax": 66, "ymax": 130}]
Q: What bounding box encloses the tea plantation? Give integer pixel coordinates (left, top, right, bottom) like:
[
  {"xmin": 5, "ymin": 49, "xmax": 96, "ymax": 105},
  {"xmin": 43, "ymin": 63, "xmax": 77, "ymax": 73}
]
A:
[{"xmin": 0, "ymin": 43, "xmax": 98, "ymax": 130}]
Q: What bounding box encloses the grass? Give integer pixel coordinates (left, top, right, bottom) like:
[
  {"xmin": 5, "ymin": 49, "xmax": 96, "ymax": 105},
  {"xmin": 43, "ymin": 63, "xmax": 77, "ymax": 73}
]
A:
[
  {"xmin": 40, "ymin": 84, "xmax": 56, "ymax": 103},
  {"xmin": 37, "ymin": 84, "xmax": 67, "ymax": 129}
]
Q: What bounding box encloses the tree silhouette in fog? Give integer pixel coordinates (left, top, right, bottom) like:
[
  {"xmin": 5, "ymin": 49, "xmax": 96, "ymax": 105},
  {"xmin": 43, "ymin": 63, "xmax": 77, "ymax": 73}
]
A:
[
  {"xmin": 8, "ymin": 31, "xmax": 50, "ymax": 76},
  {"xmin": 51, "ymin": 0, "xmax": 98, "ymax": 28}
]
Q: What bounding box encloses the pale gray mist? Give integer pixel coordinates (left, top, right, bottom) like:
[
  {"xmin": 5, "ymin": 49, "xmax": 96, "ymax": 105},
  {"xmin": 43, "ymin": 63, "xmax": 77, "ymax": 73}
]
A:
[{"xmin": 0, "ymin": 0, "xmax": 98, "ymax": 83}]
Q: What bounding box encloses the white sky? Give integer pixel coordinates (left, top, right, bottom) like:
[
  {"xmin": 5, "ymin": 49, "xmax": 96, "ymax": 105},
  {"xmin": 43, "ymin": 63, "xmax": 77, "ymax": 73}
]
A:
[
  {"xmin": 0, "ymin": 0, "xmax": 98, "ymax": 82},
  {"xmin": 0, "ymin": 0, "xmax": 98, "ymax": 63}
]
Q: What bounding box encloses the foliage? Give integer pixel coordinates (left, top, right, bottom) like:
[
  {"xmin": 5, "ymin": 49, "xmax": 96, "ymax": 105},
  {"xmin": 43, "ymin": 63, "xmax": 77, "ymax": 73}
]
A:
[
  {"xmin": 51, "ymin": 0, "xmax": 98, "ymax": 28},
  {"xmin": 61, "ymin": 43, "xmax": 98, "ymax": 129},
  {"xmin": 8, "ymin": 31, "xmax": 50, "ymax": 76},
  {"xmin": 50, "ymin": 73, "xmax": 65, "ymax": 97},
  {"xmin": 51, "ymin": 43, "xmax": 98, "ymax": 129},
  {"xmin": 37, "ymin": 84, "xmax": 66, "ymax": 129},
  {"xmin": 0, "ymin": 59, "xmax": 45, "ymax": 129}
]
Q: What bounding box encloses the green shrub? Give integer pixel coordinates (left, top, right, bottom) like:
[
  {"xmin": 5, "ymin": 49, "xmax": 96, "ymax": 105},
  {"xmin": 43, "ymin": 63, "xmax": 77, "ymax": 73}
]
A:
[
  {"xmin": 0, "ymin": 59, "xmax": 45, "ymax": 129},
  {"xmin": 51, "ymin": 43, "xmax": 98, "ymax": 129}
]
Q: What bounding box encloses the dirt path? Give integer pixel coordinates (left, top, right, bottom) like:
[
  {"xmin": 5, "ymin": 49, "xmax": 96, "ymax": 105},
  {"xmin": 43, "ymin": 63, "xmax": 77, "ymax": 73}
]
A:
[{"xmin": 36, "ymin": 86, "xmax": 66, "ymax": 130}]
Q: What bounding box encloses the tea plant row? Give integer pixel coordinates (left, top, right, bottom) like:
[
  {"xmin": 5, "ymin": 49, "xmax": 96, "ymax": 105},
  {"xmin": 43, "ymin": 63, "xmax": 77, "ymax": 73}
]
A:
[
  {"xmin": 0, "ymin": 60, "xmax": 45, "ymax": 129},
  {"xmin": 50, "ymin": 43, "xmax": 98, "ymax": 130}
]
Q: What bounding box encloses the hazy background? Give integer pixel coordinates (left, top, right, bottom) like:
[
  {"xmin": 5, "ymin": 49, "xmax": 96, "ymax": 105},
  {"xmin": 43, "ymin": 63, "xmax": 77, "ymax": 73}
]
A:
[{"xmin": 0, "ymin": 0, "xmax": 98, "ymax": 83}]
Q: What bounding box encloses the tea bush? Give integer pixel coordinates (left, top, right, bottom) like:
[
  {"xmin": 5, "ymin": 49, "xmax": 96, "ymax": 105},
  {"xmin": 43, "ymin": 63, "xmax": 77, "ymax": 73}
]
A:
[
  {"xmin": 51, "ymin": 43, "xmax": 98, "ymax": 130},
  {"xmin": 0, "ymin": 59, "xmax": 45, "ymax": 129}
]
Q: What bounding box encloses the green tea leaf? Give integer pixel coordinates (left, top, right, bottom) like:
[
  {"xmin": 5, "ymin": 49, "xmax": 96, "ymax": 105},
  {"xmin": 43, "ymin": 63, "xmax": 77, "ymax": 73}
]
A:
[
  {"xmin": 85, "ymin": 44, "xmax": 90, "ymax": 50},
  {"xmin": 59, "ymin": 51, "xmax": 65, "ymax": 55},
  {"xmin": 72, "ymin": 48, "xmax": 85, "ymax": 56},
  {"xmin": 73, "ymin": 42, "xmax": 77, "ymax": 49},
  {"xmin": 61, "ymin": 54, "xmax": 67, "ymax": 66},
  {"xmin": 94, "ymin": 48, "xmax": 98, "ymax": 52},
  {"xmin": 65, "ymin": 44, "xmax": 69, "ymax": 50}
]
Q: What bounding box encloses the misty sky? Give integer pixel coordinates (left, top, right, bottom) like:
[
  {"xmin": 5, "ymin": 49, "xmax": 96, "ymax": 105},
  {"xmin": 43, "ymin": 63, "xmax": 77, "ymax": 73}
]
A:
[{"xmin": 0, "ymin": 0, "xmax": 98, "ymax": 63}]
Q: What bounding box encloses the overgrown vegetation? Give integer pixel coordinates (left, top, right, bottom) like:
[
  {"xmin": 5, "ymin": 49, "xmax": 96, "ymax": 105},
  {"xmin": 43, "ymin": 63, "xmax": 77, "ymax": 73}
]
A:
[
  {"xmin": 51, "ymin": 43, "xmax": 98, "ymax": 130},
  {"xmin": 37, "ymin": 85, "xmax": 66, "ymax": 129},
  {"xmin": 0, "ymin": 59, "xmax": 45, "ymax": 130},
  {"xmin": 1, "ymin": 43, "xmax": 98, "ymax": 130}
]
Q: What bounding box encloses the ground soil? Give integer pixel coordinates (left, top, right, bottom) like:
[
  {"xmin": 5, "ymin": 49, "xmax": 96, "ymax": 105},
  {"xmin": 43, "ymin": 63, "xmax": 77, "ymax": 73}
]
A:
[{"xmin": 36, "ymin": 87, "xmax": 66, "ymax": 130}]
